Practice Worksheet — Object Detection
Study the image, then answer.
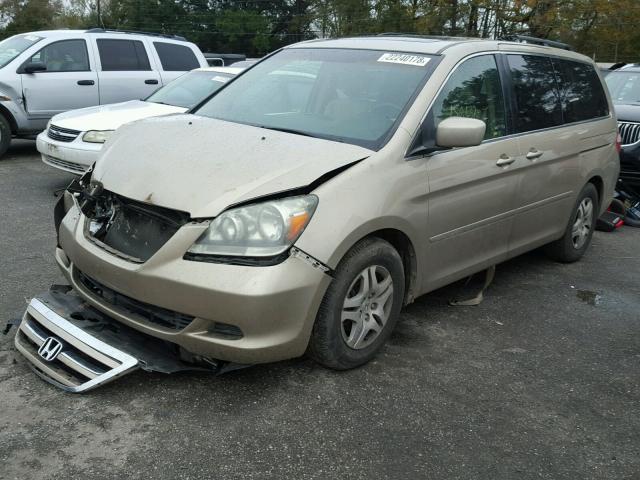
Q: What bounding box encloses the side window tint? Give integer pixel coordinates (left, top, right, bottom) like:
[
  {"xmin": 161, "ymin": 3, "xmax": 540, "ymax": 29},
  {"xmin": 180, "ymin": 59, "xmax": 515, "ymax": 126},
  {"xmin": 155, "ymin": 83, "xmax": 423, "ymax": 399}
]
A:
[
  {"xmin": 29, "ymin": 40, "xmax": 89, "ymax": 72},
  {"xmin": 97, "ymin": 39, "xmax": 150, "ymax": 71},
  {"xmin": 154, "ymin": 42, "xmax": 199, "ymax": 71},
  {"xmin": 508, "ymin": 55, "xmax": 562, "ymax": 132},
  {"xmin": 553, "ymin": 59, "xmax": 609, "ymax": 123},
  {"xmin": 432, "ymin": 55, "xmax": 506, "ymax": 140}
]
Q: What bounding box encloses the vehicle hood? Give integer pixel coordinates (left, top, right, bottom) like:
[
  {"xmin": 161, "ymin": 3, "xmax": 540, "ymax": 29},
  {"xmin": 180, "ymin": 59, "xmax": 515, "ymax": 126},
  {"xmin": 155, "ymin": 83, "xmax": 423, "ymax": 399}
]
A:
[
  {"xmin": 94, "ymin": 114, "xmax": 373, "ymax": 218},
  {"xmin": 612, "ymin": 103, "xmax": 640, "ymax": 122},
  {"xmin": 51, "ymin": 100, "xmax": 187, "ymax": 132}
]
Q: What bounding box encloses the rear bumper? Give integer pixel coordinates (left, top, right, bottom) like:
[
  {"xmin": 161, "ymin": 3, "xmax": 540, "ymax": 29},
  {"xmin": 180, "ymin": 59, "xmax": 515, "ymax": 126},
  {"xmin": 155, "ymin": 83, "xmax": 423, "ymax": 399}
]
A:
[{"xmin": 36, "ymin": 132, "xmax": 102, "ymax": 174}]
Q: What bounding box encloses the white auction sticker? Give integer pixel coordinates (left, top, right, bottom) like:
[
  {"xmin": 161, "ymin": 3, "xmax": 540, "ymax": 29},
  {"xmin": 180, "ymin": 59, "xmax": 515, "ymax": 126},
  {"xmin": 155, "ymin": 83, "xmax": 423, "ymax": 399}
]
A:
[
  {"xmin": 211, "ymin": 75, "xmax": 230, "ymax": 83},
  {"xmin": 378, "ymin": 53, "xmax": 430, "ymax": 67}
]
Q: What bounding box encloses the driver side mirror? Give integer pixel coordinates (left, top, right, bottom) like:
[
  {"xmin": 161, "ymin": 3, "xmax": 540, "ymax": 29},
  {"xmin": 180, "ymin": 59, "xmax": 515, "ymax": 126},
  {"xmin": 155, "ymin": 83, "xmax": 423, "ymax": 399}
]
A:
[
  {"xmin": 21, "ymin": 62, "xmax": 47, "ymax": 74},
  {"xmin": 436, "ymin": 117, "xmax": 486, "ymax": 148}
]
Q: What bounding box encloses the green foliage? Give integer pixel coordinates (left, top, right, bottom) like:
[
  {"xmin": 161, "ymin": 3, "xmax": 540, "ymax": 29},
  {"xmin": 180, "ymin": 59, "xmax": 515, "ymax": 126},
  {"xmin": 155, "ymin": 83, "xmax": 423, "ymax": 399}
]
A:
[{"xmin": 0, "ymin": 0, "xmax": 637, "ymax": 61}]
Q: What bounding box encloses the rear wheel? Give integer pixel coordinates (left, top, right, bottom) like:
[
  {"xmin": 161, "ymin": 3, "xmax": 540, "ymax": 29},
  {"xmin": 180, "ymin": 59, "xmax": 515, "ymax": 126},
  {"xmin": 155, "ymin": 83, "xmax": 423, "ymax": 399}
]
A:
[
  {"xmin": 308, "ymin": 237, "xmax": 405, "ymax": 370},
  {"xmin": 0, "ymin": 115, "xmax": 11, "ymax": 158},
  {"xmin": 545, "ymin": 183, "xmax": 598, "ymax": 263}
]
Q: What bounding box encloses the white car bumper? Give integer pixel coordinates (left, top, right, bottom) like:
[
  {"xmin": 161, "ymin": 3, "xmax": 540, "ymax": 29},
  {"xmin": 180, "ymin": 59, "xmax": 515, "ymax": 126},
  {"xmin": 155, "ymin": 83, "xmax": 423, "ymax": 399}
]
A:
[{"xmin": 37, "ymin": 131, "xmax": 103, "ymax": 175}]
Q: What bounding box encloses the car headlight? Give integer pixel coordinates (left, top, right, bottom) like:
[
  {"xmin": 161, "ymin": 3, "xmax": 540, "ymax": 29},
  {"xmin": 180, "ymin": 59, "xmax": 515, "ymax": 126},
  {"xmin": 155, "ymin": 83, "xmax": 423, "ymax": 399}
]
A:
[
  {"xmin": 82, "ymin": 130, "xmax": 115, "ymax": 143},
  {"xmin": 187, "ymin": 195, "xmax": 318, "ymax": 259}
]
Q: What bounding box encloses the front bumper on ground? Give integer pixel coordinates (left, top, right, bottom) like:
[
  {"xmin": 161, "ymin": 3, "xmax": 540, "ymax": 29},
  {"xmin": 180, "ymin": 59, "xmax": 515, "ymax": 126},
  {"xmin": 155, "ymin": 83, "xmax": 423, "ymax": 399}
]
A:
[
  {"xmin": 36, "ymin": 132, "xmax": 102, "ymax": 175},
  {"xmin": 56, "ymin": 204, "xmax": 332, "ymax": 366}
]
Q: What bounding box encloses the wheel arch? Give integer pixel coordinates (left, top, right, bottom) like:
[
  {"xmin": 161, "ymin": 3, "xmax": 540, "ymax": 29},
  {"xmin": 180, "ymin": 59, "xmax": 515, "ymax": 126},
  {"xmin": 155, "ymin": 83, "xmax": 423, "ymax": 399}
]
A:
[{"xmin": 0, "ymin": 104, "xmax": 17, "ymax": 134}]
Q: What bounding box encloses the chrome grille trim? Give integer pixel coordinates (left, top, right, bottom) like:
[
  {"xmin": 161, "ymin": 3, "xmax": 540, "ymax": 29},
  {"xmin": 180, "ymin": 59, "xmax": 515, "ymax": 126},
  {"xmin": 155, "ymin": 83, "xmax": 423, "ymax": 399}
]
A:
[
  {"xmin": 618, "ymin": 121, "xmax": 640, "ymax": 146},
  {"xmin": 14, "ymin": 298, "xmax": 138, "ymax": 392},
  {"xmin": 47, "ymin": 124, "xmax": 81, "ymax": 143}
]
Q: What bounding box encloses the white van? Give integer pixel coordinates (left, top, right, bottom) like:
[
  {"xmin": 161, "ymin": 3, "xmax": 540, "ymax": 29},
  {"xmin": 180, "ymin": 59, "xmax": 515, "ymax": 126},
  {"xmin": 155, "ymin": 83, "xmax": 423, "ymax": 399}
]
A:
[{"xmin": 0, "ymin": 28, "xmax": 207, "ymax": 156}]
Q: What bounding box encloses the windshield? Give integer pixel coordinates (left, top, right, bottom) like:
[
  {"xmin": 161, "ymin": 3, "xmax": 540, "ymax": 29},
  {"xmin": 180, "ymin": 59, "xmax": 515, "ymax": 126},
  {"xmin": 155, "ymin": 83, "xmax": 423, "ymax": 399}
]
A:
[
  {"xmin": 147, "ymin": 70, "xmax": 235, "ymax": 108},
  {"xmin": 0, "ymin": 34, "xmax": 43, "ymax": 69},
  {"xmin": 194, "ymin": 48, "xmax": 436, "ymax": 149},
  {"xmin": 605, "ymin": 71, "xmax": 640, "ymax": 105}
]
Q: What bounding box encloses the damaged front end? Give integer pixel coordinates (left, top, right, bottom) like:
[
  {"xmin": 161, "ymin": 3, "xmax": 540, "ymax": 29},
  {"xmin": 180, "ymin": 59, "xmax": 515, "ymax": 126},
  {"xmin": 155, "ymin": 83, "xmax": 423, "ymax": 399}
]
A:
[
  {"xmin": 14, "ymin": 287, "xmax": 240, "ymax": 392},
  {"xmin": 62, "ymin": 171, "xmax": 191, "ymax": 263}
]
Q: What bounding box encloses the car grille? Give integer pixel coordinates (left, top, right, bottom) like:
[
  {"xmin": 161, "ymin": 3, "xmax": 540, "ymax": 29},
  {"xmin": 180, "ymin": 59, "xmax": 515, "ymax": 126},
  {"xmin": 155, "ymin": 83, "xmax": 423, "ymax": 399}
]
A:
[
  {"xmin": 14, "ymin": 297, "xmax": 138, "ymax": 392},
  {"xmin": 77, "ymin": 270, "xmax": 195, "ymax": 331},
  {"xmin": 47, "ymin": 124, "xmax": 81, "ymax": 142},
  {"xmin": 43, "ymin": 154, "xmax": 86, "ymax": 174},
  {"xmin": 618, "ymin": 121, "xmax": 640, "ymax": 146}
]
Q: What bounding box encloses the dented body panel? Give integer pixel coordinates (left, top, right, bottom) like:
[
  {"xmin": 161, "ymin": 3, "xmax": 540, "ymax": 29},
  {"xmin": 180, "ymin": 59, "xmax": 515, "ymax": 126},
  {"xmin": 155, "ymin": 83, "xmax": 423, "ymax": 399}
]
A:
[{"xmin": 95, "ymin": 115, "xmax": 373, "ymax": 218}]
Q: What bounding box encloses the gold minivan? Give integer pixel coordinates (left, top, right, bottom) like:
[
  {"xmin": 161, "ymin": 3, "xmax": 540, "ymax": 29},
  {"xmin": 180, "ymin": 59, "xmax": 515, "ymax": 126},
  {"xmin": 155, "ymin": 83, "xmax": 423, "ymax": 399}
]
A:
[{"xmin": 16, "ymin": 35, "xmax": 620, "ymax": 390}]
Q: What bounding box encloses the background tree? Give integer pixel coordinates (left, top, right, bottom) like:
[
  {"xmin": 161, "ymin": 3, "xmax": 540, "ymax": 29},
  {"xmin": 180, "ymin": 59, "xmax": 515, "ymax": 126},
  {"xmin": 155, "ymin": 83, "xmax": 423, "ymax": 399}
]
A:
[{"xmin": 0, "ymin": 0, "xmax": 637, "ymax": 61}]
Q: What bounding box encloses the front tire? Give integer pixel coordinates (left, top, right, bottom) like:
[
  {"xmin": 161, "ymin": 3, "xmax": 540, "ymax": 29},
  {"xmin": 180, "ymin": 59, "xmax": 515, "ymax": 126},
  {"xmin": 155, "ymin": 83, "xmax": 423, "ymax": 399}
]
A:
[
  {"xmin": 308, "ymin": 237, "xmax": 405, "ymax": 370},
  {"xmin": 545, "ymin": 183, "xmax": 598, "ymax": 263},
  {"xmin": 0, "ymin": 115, "xmax": 11, "ymax": 158}
]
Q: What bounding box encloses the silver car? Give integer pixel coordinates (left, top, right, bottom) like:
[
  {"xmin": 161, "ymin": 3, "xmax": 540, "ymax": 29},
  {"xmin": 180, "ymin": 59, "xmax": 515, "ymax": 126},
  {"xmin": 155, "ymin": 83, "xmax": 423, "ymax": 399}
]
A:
[
  {"xmin": 0, "ymin": 28, "xmax": 207, "ymax": 157},
  {"xmin": 15, "ymin": 35, "xmax": 619, "ymax": 391}
]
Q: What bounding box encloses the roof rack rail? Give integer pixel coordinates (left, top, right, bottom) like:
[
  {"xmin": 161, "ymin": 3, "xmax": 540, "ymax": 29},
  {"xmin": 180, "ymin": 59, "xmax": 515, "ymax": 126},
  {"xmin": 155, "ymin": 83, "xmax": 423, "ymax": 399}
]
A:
[
  {"xmin": 377, "ymin": 32, "xmax": 478, "ymax": 41},
  {"xmin": 501, "ymin": 34, "xmax": 572, "ymax": 51},
  {"xmin": 86, "ymin": 28, "xmax": 187, "ymax": 41}
]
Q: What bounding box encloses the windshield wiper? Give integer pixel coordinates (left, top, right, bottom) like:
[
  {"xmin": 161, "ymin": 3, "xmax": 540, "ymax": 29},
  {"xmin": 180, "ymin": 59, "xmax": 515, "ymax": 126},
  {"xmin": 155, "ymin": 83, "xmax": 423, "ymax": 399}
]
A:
[{"xmin": 259, "ymin": 126, "xmax": 318, "ymax": 138}]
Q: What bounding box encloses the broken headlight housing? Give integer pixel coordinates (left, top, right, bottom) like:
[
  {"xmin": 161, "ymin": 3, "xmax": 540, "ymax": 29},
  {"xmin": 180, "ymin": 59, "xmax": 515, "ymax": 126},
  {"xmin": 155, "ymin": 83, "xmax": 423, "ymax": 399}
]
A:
[
  {"xmin": 186, "ymin": 195, "xmax": 318, "ymax": 259},
  {"xmin": 83, "ymin": 130, "xmax": 114, "ymax": 143}
]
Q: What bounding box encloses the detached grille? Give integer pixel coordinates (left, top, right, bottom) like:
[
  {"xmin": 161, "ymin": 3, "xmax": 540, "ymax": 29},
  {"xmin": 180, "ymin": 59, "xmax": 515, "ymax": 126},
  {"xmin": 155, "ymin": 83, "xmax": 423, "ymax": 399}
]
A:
[
  {"xmin": 618, "ymin": 121, "xmax": 640, "ymax": 146},
  {"xmin": 47, "ymin": 124, "xmax": 81, "ymax": 142},
  {"xmin": 14, "ymin": 297, "xmax": 138, "ymax": 392},
  {"xmin": 77, "ymin": 270, "xmax": 195, "ymax": 331}
]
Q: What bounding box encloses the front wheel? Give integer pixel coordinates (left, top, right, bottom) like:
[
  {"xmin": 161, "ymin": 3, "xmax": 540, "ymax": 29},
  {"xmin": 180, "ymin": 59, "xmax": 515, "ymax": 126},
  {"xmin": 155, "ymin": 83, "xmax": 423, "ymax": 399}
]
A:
[
  {"xmin": 0, "ymin": 115, "xmax": 11, "ymax": 158},
  {"xmin": 545, "ymin": 183, "xmax": 599, "ymax": 263},
  {"xmin": 308, "ymin": 237, "xmax": 405, "ymax": 370}
]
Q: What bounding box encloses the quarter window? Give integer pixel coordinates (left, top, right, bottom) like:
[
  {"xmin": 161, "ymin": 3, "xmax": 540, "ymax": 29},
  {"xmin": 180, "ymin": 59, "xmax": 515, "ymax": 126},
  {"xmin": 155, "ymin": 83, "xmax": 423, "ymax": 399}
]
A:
[
  {"xmin": 552, "ymin": 59, "xmax": 609, "ymax": 123},
  {"xmin": 431, "ymin": 55, "xmax": 506, "ymax": 140},
  {"xmin": 28, "ymin": 40, "xmax": 89, "ymax": 72},
  {"xmin": 97, "ymin": 39, "xmax": 150, "ymax": 71},
  {"xmin": 507, "ymin": 55, "xmax": 562, "ymax": 132},
  {"xmin": 154, "ymin": 42, "xmax": 199, "ymax": 71}
]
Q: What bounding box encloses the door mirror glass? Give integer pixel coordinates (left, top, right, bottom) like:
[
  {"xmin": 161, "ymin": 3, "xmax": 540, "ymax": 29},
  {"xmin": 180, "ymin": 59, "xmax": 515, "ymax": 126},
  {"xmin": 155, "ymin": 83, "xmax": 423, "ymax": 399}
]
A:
[
  {"xmin": 436, "ymin": 116, "xmax": 486, "ymax": 148},
  {"xmin": 22, "ymin": 62, "xmax": 47, "ymax": 74}
]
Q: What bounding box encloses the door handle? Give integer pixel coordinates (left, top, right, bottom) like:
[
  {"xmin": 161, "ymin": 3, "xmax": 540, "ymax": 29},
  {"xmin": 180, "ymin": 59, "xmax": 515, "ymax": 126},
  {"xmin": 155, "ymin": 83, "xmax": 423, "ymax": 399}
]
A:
[
  {"xmin": 526, "ymin": 149, "xmax": 544, "ymax": 160},
  {"xmin": 77, "ymin": 80, "xmax": 95, "ymax": 86},
  {"xmin": 496, "ymin": 154, "xmax": 515, "ymax": 167},
  {"xmin": 145, "ymin": 79, "xmax": 159, "ymax": 85}
]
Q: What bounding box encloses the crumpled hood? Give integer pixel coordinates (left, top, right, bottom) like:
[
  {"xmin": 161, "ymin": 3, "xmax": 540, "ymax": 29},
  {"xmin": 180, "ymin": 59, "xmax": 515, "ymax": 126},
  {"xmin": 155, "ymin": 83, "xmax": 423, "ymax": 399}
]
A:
[
  {"xmin": 94, "ymin": 114, "xmax": 373, "ymax": 218},
  {"xmin": 51, "ymin": 100, "xmax": 187, "ymax": 132}
]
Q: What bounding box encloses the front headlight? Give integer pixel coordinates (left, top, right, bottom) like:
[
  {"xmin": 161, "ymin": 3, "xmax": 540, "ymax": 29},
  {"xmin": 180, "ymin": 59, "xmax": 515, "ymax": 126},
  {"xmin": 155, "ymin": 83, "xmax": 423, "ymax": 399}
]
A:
[
  {"xmin": 82, "ymin": 130, "xmax": 115, "ymax": 143},
  {"xmin": 187, "ymin": 195, "xmax": 318, "ymax": 259}
]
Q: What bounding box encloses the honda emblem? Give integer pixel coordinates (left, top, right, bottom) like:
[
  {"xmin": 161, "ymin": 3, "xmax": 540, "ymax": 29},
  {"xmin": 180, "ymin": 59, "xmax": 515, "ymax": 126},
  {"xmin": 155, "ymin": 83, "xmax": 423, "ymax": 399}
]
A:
[{"xmin": 38, "ymin": 337, "xmax": 63, "ymax": 362}]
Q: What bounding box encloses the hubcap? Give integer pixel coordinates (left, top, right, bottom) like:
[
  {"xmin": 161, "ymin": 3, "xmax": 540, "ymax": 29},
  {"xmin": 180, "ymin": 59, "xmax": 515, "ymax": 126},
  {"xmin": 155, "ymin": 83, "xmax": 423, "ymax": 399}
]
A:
[
  {"xmin": 341, "ymin": 265, "xmax": 394, "ymax": 350},
  {"xmin": 571, "ymin": 197, "xmax": 593, "ymax": 249}
]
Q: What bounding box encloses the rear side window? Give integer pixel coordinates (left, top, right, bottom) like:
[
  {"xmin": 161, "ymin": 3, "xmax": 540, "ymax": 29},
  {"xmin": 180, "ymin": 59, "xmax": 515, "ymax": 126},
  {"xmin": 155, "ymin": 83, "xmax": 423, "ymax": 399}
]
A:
[
  {"xmin": 432, "ymin": 55, "xmax": 506, "ymax": 139},
  {"xmin": 508, "ymin": 55, "xmax": 562, "ymax": 132},
  {"xmin": 29, "ymin": 39, "xmax": 89, "ymax": 72},
  {"xmin": 154, "ymin": 42, "xmax": 199, "ymax": 71},
  {"xmin": 97, "ymin": 39, "xmax": 150, "ymax": 71},
  {"xmin": 552, "ymin": 59, "xmax": 609, "ymax": 122}
]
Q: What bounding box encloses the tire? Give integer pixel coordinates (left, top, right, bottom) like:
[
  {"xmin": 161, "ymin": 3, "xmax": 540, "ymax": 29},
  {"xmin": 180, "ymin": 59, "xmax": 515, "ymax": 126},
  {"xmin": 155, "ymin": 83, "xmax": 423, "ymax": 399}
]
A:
[
  {"xmin": 0, "ymin": 114, "xmax": 11, "ymax": 158},
  {"xmin": 544, "ymin": 183, "xmax": 599, "ymax": 263},
  {"xmin": 308, "ymin": 237, "xmax": 405, "ymax": 370}
]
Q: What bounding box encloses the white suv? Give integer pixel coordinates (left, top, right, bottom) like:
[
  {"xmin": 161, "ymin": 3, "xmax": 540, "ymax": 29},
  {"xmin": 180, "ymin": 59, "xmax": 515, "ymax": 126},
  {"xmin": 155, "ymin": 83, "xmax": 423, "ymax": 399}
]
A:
[{"xmin": 0, "ymin": 28, "xmax": 207, "ymax": 157}]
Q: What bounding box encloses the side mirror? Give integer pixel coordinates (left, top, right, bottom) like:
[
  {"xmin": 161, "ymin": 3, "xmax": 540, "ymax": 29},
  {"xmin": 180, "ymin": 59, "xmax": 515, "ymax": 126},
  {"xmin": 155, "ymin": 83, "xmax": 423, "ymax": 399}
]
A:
[
  {"xmin": 436, "ymin": 117, "xmax": 486, "ymax": 148},
  {"xmin": 22, "ymin": 62, "xmax": 47, "ymax": 74}
]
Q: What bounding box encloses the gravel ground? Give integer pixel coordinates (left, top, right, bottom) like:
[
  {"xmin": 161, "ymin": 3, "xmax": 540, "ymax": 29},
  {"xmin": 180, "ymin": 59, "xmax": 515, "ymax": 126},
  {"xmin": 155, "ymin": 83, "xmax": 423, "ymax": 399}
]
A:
[{"xmin": 1, "ymin": 141, "xmax": 639, "ymax": 480}]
